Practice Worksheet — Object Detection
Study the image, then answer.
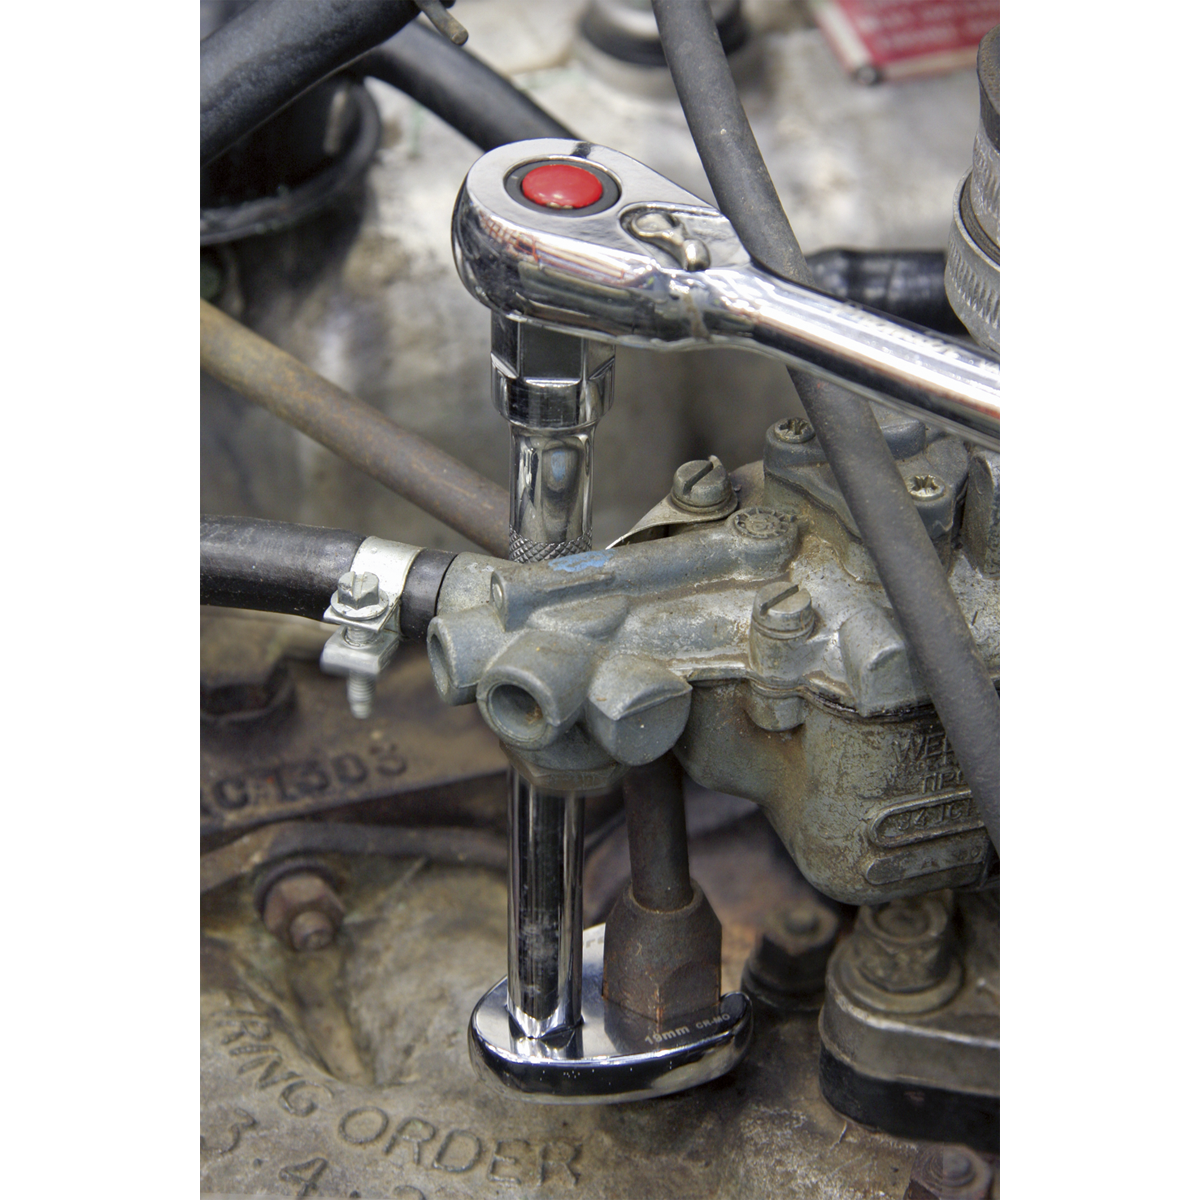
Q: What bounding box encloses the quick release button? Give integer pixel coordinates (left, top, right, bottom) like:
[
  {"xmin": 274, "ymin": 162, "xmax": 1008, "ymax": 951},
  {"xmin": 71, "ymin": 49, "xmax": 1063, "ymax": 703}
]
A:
[{"xmin": 521, "ymin": 163, "xmax": 605, "ymax": 210}]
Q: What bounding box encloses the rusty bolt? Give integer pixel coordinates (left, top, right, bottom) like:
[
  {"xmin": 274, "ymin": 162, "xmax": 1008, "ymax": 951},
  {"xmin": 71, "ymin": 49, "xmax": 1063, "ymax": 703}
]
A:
[
  {"xmin": 262, "ymin": 872, "xmax": 345, "ymax": 953},
  {"xmin": 742, "ymin": 897, "xmax": 840, "ymax": 1009},
  {"xmin": 855, "ymin": 893, "xmax": 954, "ymax": 993}
]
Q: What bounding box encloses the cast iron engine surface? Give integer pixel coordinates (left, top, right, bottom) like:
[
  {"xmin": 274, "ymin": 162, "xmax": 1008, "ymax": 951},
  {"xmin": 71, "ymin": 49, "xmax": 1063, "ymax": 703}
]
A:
[{"xmin": 202, "ymin": 821, "xmax": 930, "ymax": 1199}]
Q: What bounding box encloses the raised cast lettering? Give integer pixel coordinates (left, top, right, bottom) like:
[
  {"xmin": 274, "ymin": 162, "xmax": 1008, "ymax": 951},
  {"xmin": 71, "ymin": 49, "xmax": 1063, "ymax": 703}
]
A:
[
  {"xmin": 432, "ymin": 1130, "xmax": 482, "ymax": 1173},
  {"xmin": 384, "ymin": 1117, "xmax": 436, "ymax": 1163}
]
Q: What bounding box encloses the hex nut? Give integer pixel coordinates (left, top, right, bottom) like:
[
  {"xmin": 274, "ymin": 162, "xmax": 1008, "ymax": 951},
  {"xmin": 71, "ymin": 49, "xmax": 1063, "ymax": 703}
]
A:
[
  {"xmin": 262, "ymin": 872, "xmax": 345, "ymax": 953},
  {"xmin": 854, "ymin": 893, "xmax": 954, "ymax": 994},
  {"xmin": 742, "ymin": 898, "xmax": 839, "ymax": 1009},
  {"xmin": 332, "ymin": 570, "xmax": 388, "ymax": 620},
  {"xmin": 602, "ymin": 882, "xmax": 722, "ymax": 1023},
  {"xmin": 585, "ymin": 655, "xmax": 693, "ymax": 766},
  {"xmin": 500, "ymin": 728, "xmax": 628, "ymax": 794},
  {"xmin": 744, "ymin": 684, "xmax": 805, "ymax": 732}
]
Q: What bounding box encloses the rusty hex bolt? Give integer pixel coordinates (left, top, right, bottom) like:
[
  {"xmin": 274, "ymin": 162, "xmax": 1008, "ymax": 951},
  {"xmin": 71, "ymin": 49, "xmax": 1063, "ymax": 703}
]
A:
[
  {"xmin": 855, "ymin": 893, "xmax": 954, "ymax": 993},
  {"xmin": 262, "ymin": 872, "xmax": 345, "ymax": 952}
]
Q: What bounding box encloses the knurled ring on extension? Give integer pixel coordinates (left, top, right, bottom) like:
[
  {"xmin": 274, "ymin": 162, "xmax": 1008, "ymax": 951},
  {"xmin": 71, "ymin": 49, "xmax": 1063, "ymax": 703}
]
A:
[{"xmin": 509, "ymin": 530, "xmax": 593, "ymax": 563}]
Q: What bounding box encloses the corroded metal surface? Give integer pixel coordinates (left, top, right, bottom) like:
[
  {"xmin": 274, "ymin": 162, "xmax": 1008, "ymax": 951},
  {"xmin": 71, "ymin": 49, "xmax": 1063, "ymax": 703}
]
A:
[
  {"xmin": 202, "ymin": 633, "xmax": 511, "ymax": 846},
  {"xmin": 202, "ymin": 848, "xmax": 923, "ymax": 1198}
]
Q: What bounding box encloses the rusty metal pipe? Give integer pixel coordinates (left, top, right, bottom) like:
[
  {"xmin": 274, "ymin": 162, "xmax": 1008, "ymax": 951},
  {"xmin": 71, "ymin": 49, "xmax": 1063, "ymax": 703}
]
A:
[
  {"xmin": 625, "ymin": 754, "xmax": 692, "ymax": 913},
  {"xmin": 200, "ymin": 300, "xmax": 509, "ymax": 557}
]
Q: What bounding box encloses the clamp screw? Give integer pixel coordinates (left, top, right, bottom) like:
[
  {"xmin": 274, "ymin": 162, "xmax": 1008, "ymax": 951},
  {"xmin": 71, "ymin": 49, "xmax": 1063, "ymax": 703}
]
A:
[
  {"xmin": 333, "ymin": 571, "xmax": 385, "ymax": 718},
  {"xmin": 334, "ymin": 570, "xmax": 384, "ymax": 616},
  {"xmin": 753, "ymin": 583, "xmax": 815, "ymax": 636},
  {"xmin": 671, "ymin": 456, "xmax": 732, "ymax": 510}
]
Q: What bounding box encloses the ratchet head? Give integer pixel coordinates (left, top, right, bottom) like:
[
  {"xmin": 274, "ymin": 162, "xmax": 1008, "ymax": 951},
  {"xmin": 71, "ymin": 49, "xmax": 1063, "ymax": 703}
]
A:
[
  {"xmin": 452, "ymin": 140, "xmax": 999, "ymax": 448},
  {"xmin": 452, "ymin": 139, "xmax": 751, "ymax": 347}
]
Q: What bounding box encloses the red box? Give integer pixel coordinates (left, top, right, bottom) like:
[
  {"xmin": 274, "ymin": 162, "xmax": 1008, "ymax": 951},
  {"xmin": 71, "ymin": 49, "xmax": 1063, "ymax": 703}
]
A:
[{"xmin": 808, "ymin": 0, "xmax": 1000, "ymax": 84}]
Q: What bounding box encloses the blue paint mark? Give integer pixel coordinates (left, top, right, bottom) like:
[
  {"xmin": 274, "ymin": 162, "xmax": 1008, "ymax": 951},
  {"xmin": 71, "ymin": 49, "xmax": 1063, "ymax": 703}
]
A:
[{"xmin": 549, "ymin": 551, "xmax": 611, "ymax": 573}]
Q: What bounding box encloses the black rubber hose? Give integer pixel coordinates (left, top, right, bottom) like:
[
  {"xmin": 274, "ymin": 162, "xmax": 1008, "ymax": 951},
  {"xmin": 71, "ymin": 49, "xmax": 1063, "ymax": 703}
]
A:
[
  {"xmin": 202, "ymin": 517, "xmax": 459, "ymax": 638},
  {"xmin": 651, "ymin": 0, "xmax": 999, "ymax": 853},
  {"xmin": 201, "ymin": 0, "xmax": 421, "ymax": 167},
  {"xmin": 650, "ymin": 0, "xmax": 814, "ymax": 287},
  {"xmin": 202, "ymin": 516, "xmax": 366, "ymax": 619},
  {"xmin": 398, "ymin": 548, "xmax": 457, "ymax": 640},
  {"xmin": 806, "ymin": 249, "xmax": 967, "ymax": 335},
  {"xmin": 354, "ymin": 22, "xmax": 576, "ymax": 151}
]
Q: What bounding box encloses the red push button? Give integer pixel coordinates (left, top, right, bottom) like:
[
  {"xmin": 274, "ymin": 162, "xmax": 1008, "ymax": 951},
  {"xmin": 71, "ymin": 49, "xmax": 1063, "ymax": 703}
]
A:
[{"xmin": 521, "ymin": 163, "xmax": 605, "ymax": 210}]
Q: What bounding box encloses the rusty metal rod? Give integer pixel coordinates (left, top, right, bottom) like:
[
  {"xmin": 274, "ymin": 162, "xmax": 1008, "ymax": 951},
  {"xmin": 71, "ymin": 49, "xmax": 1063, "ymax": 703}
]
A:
[
  {"xmin": 624, "ymin": 754, "xmax": 693, "ymax": 913},
  {"xmin": 201, "ymin": 820, "xmax": 508, "ymax": 895},
  {"xmin": 200, "ymin": 300, "xmax": 509, "ymax": 557}
]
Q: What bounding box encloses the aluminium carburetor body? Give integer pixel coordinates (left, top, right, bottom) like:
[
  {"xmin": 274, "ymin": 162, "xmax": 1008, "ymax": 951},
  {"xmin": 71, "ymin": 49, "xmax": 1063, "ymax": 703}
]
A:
[{"xmin": 428, "ymin": 401, "xmax": 998, "ymax": 907}]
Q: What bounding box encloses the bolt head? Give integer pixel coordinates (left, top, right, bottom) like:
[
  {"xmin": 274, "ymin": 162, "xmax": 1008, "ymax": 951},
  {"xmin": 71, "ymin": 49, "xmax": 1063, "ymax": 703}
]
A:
[
  {"xmin": 855, "ymin": 894, "xmax": 955, "ymax": 994},
  {"xmin": 912, "ymin": 1145, "xmax": 987, "ymax": 1195},
  {"xmin": 746, "ymin": 899, "xmax": 839, "ymax": 995},
  {"xmin": 940, "ymin": 1149, "xmax": 975, "ymax": 1186},
  {"xmin": 262, "ymin": 872, "xmax": 345, "ymax": 952},
  {"xmin": 289, "ymin": 909, "xmax": 335, "ymax": 952},
  {"xmin": 753, "ymin": 583, "xmax": 814, "ymax": 635},
  {"xmin": 906, "ymin": 472, "xmax": 945, "ymax": 500},
  {"xmin": 774, "ymin": 417, "xmax": 816, "ymax": 445},
  {"xmin": 671, "ymin": 456, "xmax": 731, "ymax": 510},
  {"xmin": 336, "ymin": 570, "xmax": 381, "ymax": 610},
  {"xmin": 732, "ymin": 507, "xmax": 794, "ymax": 540}
]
